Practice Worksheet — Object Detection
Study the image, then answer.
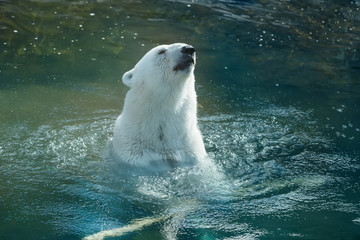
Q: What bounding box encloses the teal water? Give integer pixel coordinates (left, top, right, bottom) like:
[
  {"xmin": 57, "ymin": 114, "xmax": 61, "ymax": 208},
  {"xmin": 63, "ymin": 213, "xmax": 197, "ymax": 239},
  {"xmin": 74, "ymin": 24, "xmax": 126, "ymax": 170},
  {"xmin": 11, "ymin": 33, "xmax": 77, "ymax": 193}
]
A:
[{"xmin": 1, "ymin": 0, "xmax": 360, "ymax": 239}]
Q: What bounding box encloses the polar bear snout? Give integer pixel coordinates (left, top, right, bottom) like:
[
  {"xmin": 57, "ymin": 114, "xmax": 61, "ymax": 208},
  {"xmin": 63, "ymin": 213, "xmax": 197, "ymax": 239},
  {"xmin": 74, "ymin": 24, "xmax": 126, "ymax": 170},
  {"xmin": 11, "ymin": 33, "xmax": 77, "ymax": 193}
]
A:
[
  {"xmin": 181, "ymin": 45, "xmax": 195, "ymax": 55},
  {"xmin": 173, "ymin": 45, "xmax": 196, "ymax": 71}
]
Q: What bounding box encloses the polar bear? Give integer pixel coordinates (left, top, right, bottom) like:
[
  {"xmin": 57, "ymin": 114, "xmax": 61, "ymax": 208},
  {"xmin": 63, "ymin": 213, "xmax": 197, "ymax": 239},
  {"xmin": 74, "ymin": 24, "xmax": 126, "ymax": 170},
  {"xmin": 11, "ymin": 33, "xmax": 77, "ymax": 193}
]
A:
[{"xmin": 112, "ymin": 43, "xmax": 207, "ymax": 168}]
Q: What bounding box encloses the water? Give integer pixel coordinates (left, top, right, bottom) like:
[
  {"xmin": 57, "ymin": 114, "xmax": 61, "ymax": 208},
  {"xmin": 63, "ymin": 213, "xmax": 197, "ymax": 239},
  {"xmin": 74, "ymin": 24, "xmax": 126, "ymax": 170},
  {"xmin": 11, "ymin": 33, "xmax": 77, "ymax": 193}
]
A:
[{"xmin": 1, "ymin": 0, "xmax": 360, "ymax": 239}]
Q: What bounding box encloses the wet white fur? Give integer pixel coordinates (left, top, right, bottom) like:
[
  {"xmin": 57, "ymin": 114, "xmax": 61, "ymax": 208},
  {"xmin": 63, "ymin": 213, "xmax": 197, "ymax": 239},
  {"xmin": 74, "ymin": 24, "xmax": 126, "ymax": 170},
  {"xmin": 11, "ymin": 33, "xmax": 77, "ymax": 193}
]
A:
[{"xmin": 112, "ymin": 43, "xmax": 206, "ymax": 167}]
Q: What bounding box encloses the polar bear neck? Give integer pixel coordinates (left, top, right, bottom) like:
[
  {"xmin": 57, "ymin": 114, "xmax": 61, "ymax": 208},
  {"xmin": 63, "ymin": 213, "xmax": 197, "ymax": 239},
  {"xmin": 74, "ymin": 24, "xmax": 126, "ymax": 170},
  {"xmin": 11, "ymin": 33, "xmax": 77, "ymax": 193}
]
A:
[
  {"xmin": 121, "ymin": 74, "xmax": 198, "ymax": 150},
  {"xmin": 129, "ymin": 74, "xmax": 195, "ymax": 112}
]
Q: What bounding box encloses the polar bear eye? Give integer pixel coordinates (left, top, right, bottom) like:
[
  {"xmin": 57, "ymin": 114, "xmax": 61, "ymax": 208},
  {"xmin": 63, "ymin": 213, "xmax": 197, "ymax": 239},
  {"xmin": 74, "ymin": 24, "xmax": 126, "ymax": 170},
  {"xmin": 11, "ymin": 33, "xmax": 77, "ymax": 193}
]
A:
[{"xmin": 158, "ymin": 49, "xmax": 167, "ymax": 55}]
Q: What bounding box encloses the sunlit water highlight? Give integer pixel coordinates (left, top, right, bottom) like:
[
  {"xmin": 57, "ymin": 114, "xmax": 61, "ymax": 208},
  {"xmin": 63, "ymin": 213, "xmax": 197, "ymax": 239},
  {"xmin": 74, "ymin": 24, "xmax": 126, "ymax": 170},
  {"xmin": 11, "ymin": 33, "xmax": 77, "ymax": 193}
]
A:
[{"xmin": 1, "ymin": 0, "xmax": 360, "ymax": 239}]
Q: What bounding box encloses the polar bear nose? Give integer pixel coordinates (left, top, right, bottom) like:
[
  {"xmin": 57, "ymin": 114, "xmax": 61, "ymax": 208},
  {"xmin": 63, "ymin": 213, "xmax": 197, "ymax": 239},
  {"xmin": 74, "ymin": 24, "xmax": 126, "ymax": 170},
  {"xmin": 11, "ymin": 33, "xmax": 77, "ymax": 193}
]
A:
[{"xmin": 181, "ymin": 46, "xmax": 195, "ymax": 55}]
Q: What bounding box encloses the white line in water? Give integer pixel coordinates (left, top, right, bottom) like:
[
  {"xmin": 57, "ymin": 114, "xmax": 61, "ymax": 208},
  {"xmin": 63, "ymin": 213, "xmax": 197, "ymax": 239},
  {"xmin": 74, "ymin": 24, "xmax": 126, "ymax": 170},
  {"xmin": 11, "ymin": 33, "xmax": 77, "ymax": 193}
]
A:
[
  {"xmin": 83, "ymin": 199, "xmax": 199, "ymax": 240},
  {"xmin": 83, "ymin": 216, "xmax": 165, "ymax": 240}
]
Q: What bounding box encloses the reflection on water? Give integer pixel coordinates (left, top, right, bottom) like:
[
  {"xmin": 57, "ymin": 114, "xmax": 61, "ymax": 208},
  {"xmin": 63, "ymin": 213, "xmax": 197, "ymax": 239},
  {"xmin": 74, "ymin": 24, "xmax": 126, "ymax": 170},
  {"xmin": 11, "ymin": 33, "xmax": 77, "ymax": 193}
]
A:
[
  {"xmin": 1, "ymin": 0, "xmax": 360, "ymax": 240},
  {"xmin": 1, "ymin": 0, "xmax": 359, "ymax": 85}
]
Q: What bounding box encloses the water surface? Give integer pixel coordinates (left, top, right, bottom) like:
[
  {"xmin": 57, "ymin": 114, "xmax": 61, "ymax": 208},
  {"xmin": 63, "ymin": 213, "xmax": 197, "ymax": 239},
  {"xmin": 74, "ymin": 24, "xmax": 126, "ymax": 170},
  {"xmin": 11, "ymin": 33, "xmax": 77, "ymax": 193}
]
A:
[{"xmin": 1, "ymin": 0, "xmax": 360, "ymax": 239}]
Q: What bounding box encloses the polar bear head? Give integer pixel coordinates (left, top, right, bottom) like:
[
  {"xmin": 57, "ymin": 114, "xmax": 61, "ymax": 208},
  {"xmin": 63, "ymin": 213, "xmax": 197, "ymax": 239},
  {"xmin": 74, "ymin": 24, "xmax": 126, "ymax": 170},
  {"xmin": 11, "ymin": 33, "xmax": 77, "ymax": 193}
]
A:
[{"xmin": 121, "ymin": 43, "xmax": 196, "ymax": 92}]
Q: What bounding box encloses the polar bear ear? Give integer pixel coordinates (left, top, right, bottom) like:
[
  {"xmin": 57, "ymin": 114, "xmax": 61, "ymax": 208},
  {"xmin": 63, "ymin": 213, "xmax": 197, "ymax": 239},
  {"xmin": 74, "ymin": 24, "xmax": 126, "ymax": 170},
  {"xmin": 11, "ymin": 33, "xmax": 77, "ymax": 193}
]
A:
[{"xmin": 122, "ymin": 70, "xmax": 134, "ymax": 88}]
